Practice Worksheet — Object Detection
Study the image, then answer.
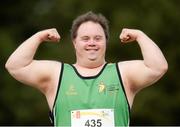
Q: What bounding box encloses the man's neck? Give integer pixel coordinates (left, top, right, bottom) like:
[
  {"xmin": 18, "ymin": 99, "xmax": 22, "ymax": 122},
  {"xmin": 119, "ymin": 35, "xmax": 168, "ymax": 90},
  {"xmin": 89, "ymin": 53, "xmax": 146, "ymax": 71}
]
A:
[
  {"xmin": 73, "ymin": 61, "xmax": 107, "ymax": 77},
  {"xmin": 74, "ymin": 60, "xmax": 106, "ymax": 69}
]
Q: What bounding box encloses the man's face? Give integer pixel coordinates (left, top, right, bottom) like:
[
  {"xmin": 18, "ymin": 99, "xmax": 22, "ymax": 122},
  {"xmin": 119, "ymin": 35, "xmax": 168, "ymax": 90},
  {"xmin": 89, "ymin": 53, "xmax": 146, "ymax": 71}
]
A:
[{"xmin": 73, "ymin": 21, "xmax": 106, "ymax": 63}]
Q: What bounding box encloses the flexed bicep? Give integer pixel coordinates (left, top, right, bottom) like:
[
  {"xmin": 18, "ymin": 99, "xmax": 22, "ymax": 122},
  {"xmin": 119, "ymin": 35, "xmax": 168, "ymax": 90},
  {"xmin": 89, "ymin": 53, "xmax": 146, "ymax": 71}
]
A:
[
  {"xmin": 8, "ymin": 60, "xmax": 61, "ymax": 94},
  {"xmin": 118, "ymin": 60, "xmax": 164, "ymax": 94},
  {"xmin": 5, "ymin": 28, "xmax": 62, "ymax": 93}
]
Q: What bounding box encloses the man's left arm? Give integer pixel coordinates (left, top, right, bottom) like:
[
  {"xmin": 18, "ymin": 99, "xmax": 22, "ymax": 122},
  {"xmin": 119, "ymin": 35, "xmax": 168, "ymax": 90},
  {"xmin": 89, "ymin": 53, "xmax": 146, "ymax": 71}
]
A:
[{"xmin": 118, "ymin": 28, "xmax": 168, "ymax": 95}]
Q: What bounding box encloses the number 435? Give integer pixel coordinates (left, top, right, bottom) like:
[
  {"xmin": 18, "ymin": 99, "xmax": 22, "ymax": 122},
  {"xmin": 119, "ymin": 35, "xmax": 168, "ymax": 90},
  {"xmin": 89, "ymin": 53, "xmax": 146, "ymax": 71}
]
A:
[{"xmin": 85, "ymin": 119, "xmax": 102, "ymax": 127}]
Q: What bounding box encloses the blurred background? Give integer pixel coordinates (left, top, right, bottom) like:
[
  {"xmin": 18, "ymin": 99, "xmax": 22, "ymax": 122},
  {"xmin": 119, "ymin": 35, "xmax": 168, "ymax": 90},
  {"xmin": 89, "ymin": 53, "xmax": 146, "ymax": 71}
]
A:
[{"xmin": 0, "ymin": 0, "xmax": 180, "ymax": 125}]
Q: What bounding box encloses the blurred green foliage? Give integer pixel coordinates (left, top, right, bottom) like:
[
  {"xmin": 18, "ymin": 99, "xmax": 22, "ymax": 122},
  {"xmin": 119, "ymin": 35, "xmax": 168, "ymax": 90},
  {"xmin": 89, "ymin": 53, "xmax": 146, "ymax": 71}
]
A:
[{"xmin": 1, "ymin": 0, "xmax": 180, "ymax": 125}]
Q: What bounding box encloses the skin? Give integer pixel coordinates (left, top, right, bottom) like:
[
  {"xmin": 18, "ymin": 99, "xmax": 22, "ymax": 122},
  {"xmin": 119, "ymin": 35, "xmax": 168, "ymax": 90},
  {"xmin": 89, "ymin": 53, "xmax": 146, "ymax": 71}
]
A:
[
  {"xmin": 5, "ymin": 21, "xmax": 168, "ymax": 111},
  {"xmin": 73, "ymin": 21, "xmax": 106, "ymax": 68},
  {"xmin": 72, "ymin": 21, "xmax": 107, "ymax": 78}
]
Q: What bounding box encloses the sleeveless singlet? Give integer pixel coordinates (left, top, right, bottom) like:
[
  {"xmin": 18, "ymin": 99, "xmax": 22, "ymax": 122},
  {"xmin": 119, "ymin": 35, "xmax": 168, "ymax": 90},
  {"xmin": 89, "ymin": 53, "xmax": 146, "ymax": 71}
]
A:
[{"xmin": 49, "ymin": 63, "xmax": 130, "ymax": 126}]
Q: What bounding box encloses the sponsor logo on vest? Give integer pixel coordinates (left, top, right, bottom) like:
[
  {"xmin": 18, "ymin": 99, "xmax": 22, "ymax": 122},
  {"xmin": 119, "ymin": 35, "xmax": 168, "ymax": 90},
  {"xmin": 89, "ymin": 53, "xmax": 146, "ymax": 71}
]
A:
[
  {"xmin": 98, "ymin": 82, "xmax": 106, "ymax": 93},
  {"xmin": 66, "ymin": 85, "xmax": 78, "ymax": 95},
  {"xmin": 107, "ymin": 85, "xmax": 119, "ymax": 95}
]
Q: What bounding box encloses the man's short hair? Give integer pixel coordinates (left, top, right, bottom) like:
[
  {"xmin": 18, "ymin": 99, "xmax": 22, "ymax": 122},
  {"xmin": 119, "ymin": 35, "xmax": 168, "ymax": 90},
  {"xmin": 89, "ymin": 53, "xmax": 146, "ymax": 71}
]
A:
[{"xmin": 70, "ymin": 11, "xmax": 109, "ymax": 42}]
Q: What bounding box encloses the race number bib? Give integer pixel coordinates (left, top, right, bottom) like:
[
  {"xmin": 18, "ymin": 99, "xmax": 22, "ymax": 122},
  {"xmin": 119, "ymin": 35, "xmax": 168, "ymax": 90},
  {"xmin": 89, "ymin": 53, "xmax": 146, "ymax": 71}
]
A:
[{"xmin": 71, "ymin": 109, "xmax": 115, "ymax": 127}]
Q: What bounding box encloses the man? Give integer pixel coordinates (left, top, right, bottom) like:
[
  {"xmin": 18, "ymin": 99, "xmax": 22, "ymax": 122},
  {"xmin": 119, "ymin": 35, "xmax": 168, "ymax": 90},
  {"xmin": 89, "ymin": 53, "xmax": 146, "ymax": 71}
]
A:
[{"xmin": 5, "ymin": 11, "xmax": 168, "ymax": 126}]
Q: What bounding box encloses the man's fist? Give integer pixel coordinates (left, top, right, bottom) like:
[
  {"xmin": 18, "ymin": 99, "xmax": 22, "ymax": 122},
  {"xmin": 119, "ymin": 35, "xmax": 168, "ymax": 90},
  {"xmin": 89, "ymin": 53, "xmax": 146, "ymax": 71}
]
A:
[
  {"xmin": 36, "ymin": 28, "xmax": 60, "ymax": 42},
  {"xmin": 119, "ymin": 28, "xmax": 143, "ymax": 43}
]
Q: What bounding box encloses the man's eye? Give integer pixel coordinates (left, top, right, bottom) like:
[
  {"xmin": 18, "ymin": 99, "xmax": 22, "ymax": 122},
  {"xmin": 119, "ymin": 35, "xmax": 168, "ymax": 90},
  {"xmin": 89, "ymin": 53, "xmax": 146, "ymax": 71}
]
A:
[
  {"xmin": 82, "ymin": 37, "xmax": 89, "ymax": 41},
  {"xmin": 84, "ymin": 38, "xmax": 88, "ymax": 41},
  {"xmin": 95, "ymin": 37, "xmax": 101, "ymax": 41}
]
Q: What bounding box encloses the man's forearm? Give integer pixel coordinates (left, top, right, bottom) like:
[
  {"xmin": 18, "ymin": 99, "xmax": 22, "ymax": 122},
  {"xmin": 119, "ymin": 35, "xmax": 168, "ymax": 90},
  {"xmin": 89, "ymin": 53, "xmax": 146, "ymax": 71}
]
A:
[
  {"xmin": 137, "ymin": 31, "xmax": 168, "ymax": 72},
  {"xmin": 5, "ymin": 33, "xmax": 42, "ymax": 70}
]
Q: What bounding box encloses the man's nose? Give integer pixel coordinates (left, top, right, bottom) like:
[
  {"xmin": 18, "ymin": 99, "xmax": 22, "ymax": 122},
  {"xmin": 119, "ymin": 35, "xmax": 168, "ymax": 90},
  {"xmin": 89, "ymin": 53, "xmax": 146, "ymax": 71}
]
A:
[{"xmin": 88, "ymin": 39, "xmax": 96, "ymax": 45}]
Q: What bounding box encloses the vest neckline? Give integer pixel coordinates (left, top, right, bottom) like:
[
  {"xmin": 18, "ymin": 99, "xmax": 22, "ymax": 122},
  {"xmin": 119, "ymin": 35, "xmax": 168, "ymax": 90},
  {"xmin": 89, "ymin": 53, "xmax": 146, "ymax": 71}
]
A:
[{"xmin": 70, "ymin": 63, "xmax": 108, "ymax": 79}]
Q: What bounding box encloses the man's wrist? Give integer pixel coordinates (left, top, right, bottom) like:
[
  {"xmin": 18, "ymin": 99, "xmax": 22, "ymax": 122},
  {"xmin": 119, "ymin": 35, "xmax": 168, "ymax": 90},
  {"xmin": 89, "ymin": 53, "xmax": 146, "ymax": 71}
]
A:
[
  {"xmin": 33, "ymin": 32, "xmax": 45, "ymax": 43},
  {"xmin": 136, "ymin": 30, "xmax": 146, "ymax": 42}
]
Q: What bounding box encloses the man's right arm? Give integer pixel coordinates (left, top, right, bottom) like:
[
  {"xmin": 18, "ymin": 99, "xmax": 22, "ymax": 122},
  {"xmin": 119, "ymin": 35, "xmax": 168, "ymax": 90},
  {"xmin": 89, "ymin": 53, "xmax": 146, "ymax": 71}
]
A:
[{"xmin": 5, "ymin": 28, "xmax": 61, "ymax": 95}]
